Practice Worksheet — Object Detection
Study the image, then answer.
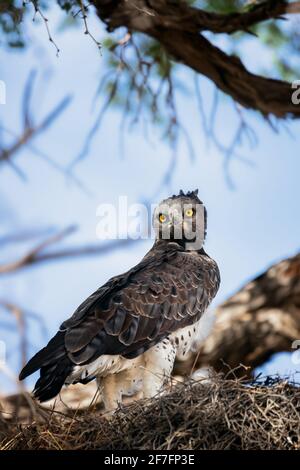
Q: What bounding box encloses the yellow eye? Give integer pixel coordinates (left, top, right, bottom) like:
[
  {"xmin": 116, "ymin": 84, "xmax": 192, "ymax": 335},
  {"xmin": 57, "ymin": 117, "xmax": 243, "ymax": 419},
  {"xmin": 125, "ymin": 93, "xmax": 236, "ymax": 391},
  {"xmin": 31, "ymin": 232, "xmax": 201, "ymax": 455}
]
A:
[
  {"xmin": 185, "ymin": 208, "xmax": 194, "ymax": 217},
  {"xmin": 159, "ymin": 213, "xmax": 167, "ymax": 223}
]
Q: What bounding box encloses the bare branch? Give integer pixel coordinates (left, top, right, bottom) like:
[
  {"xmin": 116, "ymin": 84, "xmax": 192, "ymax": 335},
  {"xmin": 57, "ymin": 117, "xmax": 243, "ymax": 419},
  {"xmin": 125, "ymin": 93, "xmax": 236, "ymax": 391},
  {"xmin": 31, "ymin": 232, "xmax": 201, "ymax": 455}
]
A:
[
  {"xmin": 0, "ymin": 227, "xmax": 56, "ymax": 246},
  {"xmin": 0, "ymin": 71, "xmax": 72, "ymax": 172},
  {"xmin": 0, "ymin": 226, "xmax": 137, "ymax": 275},
  {"xmin": 0, "ymin": 71, "xmax": 92, "ymax": 192},
  {"xmin": 0, "ymin": 301, "xmax": 28, "ymax": 367},
  {"xmin": 0, "ymin": 226, "xmax": 76, "ymax": 275},
  {"xmin": 30, "ymin": 0, "xmax": 60, "ymax": 56},
  {"xmin": 79, "ymin": 0, "xmax": 102, "ymax": 50}
]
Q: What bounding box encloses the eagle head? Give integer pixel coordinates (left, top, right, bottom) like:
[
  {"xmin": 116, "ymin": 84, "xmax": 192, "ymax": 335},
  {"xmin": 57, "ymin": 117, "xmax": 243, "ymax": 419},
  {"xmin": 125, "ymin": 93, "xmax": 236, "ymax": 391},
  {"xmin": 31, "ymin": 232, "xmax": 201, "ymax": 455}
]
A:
[{"xmin": 153, "ymin": 189, "xmax": 207, "ymax": 250}]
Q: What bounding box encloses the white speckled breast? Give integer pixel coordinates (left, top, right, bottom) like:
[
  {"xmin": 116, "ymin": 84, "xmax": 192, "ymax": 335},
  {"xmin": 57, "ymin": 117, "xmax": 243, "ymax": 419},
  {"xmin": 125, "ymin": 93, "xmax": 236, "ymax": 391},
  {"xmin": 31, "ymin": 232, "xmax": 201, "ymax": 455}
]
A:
[{"xmin": 170, "ymin": 308, "xmax": 215, "ymax": 361}]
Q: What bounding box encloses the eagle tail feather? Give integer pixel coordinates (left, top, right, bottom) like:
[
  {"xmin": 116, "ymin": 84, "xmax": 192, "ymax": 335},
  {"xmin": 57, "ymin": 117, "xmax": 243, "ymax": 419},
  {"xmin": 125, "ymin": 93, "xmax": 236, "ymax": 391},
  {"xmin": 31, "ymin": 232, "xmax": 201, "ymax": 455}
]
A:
[
  {"xmin": 19, "ymin": 330, "xmax": 73, "ymax": 402},
  {"xmin": 19, "ymin": 331, "xmax": 66, "ymax": 380},
  {"xmin": 33, "ymin": 357, "xmax": 73, "ymax": 402}
]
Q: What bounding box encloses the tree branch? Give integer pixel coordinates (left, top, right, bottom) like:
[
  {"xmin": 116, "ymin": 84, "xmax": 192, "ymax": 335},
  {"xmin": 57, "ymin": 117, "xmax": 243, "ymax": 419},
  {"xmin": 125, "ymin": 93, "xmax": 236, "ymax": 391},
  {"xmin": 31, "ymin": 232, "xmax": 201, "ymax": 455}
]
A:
[
  {"xmin": 163, "ymin": 0, "xmax": 300, "ymax": 35},
  {"xmin": 0, "ymin": 105, "xmax": 72, "ymax": 165},
  {"xmin": 0, "ymin": 226, "xmax": 137, "ymax": 275},
  {"xmin": 93, "ymin": 0, "xmax": 300, "ymax": 118},
  {"xmin": 193, "ymin": 0, "xmax": 300, "ymax": 34},
  {"xmin": 152, "ymin": 29, "xmax": 300, "ymax": 119},
  {"xmin": 95, "ymin": 0, "xmax": 300, "ymax": 34},
  {"xmin": 0, "ymin": 301, "xmax": 28, "ymax": 367}
]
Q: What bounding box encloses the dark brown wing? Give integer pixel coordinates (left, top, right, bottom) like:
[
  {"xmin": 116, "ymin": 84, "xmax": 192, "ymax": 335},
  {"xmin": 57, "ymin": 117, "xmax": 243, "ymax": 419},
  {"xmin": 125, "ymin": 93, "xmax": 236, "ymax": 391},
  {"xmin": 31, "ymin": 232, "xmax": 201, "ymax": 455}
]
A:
[{"xmin": 62, "ymin": 246, "xmax": 220, "ymax": 363}]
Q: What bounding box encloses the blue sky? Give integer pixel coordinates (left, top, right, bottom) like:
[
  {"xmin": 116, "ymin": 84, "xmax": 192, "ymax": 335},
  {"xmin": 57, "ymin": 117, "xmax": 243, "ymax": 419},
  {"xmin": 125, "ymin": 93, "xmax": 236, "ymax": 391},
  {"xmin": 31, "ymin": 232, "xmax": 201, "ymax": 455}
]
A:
[{"xmin": 0, "ymin": 4, "xmax": 300, "ymax": 392}]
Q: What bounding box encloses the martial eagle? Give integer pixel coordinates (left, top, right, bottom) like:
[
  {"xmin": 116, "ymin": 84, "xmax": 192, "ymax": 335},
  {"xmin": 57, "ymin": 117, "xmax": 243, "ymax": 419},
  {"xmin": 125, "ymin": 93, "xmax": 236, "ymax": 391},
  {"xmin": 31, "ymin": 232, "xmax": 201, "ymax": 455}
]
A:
[{"xmin": 19, "ymin": 190, "xmax": 220, "ymax": 412}]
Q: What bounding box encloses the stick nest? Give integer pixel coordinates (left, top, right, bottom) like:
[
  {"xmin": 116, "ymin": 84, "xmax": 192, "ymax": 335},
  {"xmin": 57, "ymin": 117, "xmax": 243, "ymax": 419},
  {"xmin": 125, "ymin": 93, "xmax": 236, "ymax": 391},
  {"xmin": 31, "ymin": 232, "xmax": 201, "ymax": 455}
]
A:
[{"xmin": 1, "ymin": 376, "xmax": 300, "ymax": 450}]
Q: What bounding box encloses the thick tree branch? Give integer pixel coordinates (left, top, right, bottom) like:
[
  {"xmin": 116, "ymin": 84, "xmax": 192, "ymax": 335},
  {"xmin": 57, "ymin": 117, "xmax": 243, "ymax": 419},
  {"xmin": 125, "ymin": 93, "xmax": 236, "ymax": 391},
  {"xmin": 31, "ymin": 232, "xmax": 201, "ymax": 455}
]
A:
[
  {"xmin": 93, "ymin": 0, "xmax": 300, "ymax": 118},
  {"xmin": 152, "ymin": 30, "xmax": 300, "ymax": 118},
  {"xmin": 96, "ymin": 0, "xmax": 300, "ymax": 35},
  {"xmin": 193, "ymin": 0, "xmax": 300, "ymax": 34}
]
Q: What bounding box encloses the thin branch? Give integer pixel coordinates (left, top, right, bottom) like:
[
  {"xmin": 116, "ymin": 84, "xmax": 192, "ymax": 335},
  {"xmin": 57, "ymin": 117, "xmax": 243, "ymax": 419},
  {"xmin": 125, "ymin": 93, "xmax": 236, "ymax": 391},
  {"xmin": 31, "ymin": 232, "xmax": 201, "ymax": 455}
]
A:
[
  {"xmin": 30, "ymin": 0, "xmax": 60, "ymax": 56},
  {"xmin": 28, "ymin": 238, "xmax": 136, "ymax": 265},
  {"xmin": 0, "ymin": 226, "xmax": 77, "ymax": 275},
  {"xmin": 0, "ymin": 226, "xmax": 137, "ymax": 275},
  {"xmin": 79, "ymin": 0, "xmax": 102, "ymax": 51},
  {"xmin": 0, "ymin": 71, "xmax": 92, "ymax": 192},
  {"xmin": 0, "ymin": 300, "xmax": 48, "ymax": 368},
  {"xmin": 0, "ymin": 301, "xmax": 28, "ymax": 367},
  {"xmin": 71, "ymin": 33, "xmax": 188, "ymax": 190},
  {"xmin": 0, "ymin": 227, "xmax": 56, "ymax": 246},
  {"xmin": 0, "ymin": 71, "xmax": 72, "ymax": 169},
  {"xmin": 194, "ymin": 77, "xmax": 256, "ymax": 188},
  {"xmin": 69, "ymin": 65, "xmax": 121, "ymax": 169}
]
